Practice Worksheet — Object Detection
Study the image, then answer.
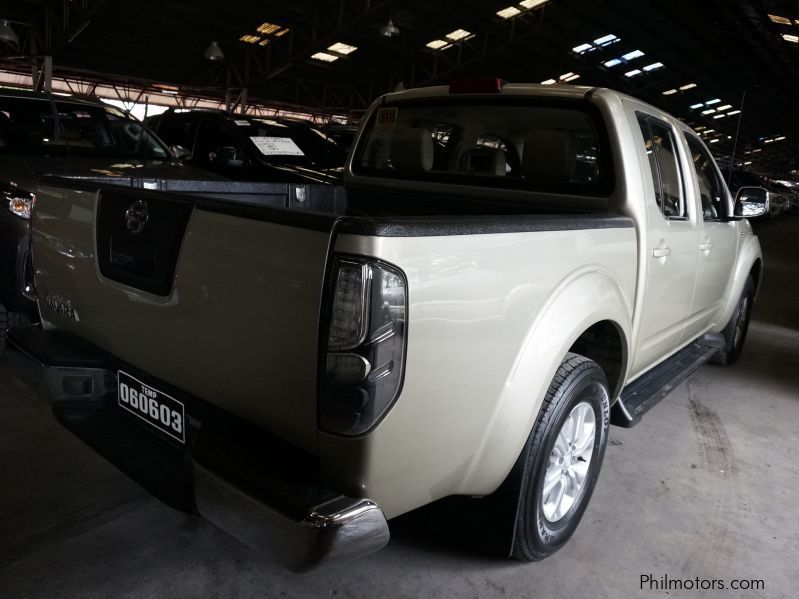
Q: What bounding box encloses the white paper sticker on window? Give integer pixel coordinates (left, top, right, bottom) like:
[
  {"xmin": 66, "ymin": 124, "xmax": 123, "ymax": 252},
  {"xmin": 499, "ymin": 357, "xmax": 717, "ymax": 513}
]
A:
[{"xmin": 249, "ymin": 136, "xmax": 305, "ymax": 156}]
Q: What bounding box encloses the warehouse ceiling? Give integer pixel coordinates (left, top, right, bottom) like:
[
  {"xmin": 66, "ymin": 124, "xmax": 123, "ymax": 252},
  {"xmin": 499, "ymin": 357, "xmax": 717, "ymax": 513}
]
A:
[{"xmin": 2, "ymin": 0, "xmax": 799, "ymax": 175}]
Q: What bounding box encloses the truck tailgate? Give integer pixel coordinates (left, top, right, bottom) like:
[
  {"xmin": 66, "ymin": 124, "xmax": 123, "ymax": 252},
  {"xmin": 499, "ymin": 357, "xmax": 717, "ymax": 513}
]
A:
[{"xmin": 31, "ymin": 184, "xmax": 336, "ymax": 453}]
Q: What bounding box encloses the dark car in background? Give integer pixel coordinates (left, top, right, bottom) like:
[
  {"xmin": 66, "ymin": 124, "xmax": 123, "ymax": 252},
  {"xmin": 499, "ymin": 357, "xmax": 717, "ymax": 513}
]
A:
[
  {"xmin": 0, "ymin": 89, "xmax": 219, "ymax": 330},
  {"xmin": 146, "ymin": 109, "xmax": 347, "ymax": 183}
]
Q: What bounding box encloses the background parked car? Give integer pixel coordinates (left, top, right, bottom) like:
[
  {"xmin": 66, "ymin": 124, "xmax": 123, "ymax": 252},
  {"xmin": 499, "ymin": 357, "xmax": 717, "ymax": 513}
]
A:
[
  {"xmin": 146, "ymin": 109, "xmax": 347, "ymax": 183},
  {"xmin": 0, "ymin": 89, "xmax": 220, "ymax": 335}
]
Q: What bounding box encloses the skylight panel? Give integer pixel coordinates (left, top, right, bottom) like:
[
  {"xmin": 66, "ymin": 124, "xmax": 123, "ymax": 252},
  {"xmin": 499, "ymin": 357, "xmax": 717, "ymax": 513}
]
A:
[
  {"xmin": 690, "ymin": 103, "xmax": 704, "ymax": 109},
  {"xmin": 559, "ymin": 72, "xmax": 575, "ymax": 80},
  {"xmin": 520, "ymin": 0, "xmax": 550, "ymax": 9},
  {"xmin": 705, "ymin": 98, "xmax": 721, "ymax": 105},
  {"xmin": 604, "ymin": 58, "xmax": 622, "ymax": 67},
  {"xmin": 709, "ymin": 139, "xmax": 719, "ymax": 144},
  {"xmin": 768, "ymin": 14, "xmax": 793, "ymax": 25},
  {"xmin": 713, "ymin": 114, "xmax": 726, "ymax": 119},
  {"xmin": 497, "ymin": 6, "xmax": 522, "ymax": 19},
  {"xmin": 622, "ymin": 50, "xmax": 644, "ymax": 60},
  {"xmin": 311, "ymin": 52, "xmax": 339, "ymax": 62},
  {"xmin": 541, "ymin": 78, "xmax": 557, "ymax": 85},
  {"xmin": 594, "ymin": 34, "xmax": 620, "ymax": 46},
  {"xmin": 702, "ymin": 108, "xmax": 716, "ymax": 115},
  {"xmin": 572, "ymin": 42, "xmax": 593, "ymax": 54},
  {"xmin": 716, "ymin": 104, "xmax": 732, "ymax": 111},
  {"xmin": 782, "ymin": 34, "xmax": 799, "ymax": 43},
  {"xmin": 446, "ymin": 29, "xmax": 471, "ymax": 41},
  {"xmin": 257, "ymin": 22, "xmax": 281, "ymax": 35},
  {"xmin": 426, "ymin": 39, "xmax": 450, "ymax": 50},
  {"xmin": 643, "ymin": 61, "xmax": 664, "ymax": 71},
  {"xmin": 625, "ymin": 69, "xmax": 642, "ymax": 77},
  {"xmin": 679, "ymin": 83, "xmax": 697, "ymax": 90},
  {"xmin": 662, "ymin": 88, "xmax": 678, "ymax": 95},
  {"xmin": 328, "ymin": 42, "xmax": 357, "ymax": 55},
  {"xmin": 727, "ymin": 110, "xmax": 741, "ymax": 116}
]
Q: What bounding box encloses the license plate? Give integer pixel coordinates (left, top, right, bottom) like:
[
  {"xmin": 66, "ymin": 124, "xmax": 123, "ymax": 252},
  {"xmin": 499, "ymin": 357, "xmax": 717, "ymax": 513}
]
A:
[{"xmin": 117, "ymin": 370, "xmax": 185, "ymax": 444}]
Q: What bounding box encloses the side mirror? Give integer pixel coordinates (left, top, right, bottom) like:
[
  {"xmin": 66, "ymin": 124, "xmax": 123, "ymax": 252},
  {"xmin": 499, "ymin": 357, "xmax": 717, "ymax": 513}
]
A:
[
  {"xmin": 734, "ymin": 187, "xmax": 769, "ymax": 218},
  {"xmin": 169, "ymin": 145, "xmax": 192, "ymax": 160}
]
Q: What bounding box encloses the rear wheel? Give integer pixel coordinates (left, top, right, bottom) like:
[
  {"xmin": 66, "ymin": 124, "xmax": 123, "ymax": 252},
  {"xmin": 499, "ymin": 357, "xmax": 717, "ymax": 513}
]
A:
[
  {"xmin": 710, "ymin": 276, "xmax": 755, "ymax": 366},
  {"xmin": 511, "ymin": 353, "xmax": 610, "ymax": 561}
]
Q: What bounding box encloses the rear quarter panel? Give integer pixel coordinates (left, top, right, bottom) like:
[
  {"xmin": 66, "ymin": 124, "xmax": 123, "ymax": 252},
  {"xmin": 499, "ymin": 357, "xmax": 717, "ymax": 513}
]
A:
[{"xmin": 320, "ymin": 224, "xmax": 637, "ymax": 518}]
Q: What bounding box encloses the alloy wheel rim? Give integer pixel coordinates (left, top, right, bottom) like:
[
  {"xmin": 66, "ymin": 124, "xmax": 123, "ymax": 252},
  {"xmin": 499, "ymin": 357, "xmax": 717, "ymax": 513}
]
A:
[{"xmin": 542, "ymin": 401, "xmax": 596, "ymax": 523}]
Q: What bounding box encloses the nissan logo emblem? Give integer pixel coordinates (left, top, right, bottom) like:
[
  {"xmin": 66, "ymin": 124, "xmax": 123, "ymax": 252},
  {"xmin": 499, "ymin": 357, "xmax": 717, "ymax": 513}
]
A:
[{"xmin": 125, "ymin": 200, "xmax": 149, "ymax": 235}]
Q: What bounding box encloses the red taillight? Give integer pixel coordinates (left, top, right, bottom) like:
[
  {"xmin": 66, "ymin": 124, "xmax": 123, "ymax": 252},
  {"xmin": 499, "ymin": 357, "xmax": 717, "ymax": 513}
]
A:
[{"xmin": 449, "ymin": 78, "xmax": 505, "ymax": 94}]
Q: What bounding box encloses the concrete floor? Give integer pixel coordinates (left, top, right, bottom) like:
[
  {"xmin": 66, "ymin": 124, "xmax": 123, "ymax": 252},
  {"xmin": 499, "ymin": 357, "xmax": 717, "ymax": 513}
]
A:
[{"xmin": 1, "ymin": 217, "xmax": 797, "ymax": 599}]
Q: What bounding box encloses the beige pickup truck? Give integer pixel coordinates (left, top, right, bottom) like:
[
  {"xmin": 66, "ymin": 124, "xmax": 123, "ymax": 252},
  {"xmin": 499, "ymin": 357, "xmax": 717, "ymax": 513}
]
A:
[{"xmin": 10, "ymin": 82, "xmax": 765, "ymax": 571}]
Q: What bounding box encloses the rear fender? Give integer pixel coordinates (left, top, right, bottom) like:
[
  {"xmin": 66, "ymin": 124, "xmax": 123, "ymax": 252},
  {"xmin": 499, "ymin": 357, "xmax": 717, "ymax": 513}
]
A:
[{"xmin": 458, "ymin": 267, "xmax": 632, "ymax": 494}]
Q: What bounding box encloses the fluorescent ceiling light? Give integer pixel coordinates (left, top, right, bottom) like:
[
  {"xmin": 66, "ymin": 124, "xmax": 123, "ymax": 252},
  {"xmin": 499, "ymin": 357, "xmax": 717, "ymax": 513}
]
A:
[
  {"xmin": 259, "ymin": 39, "xmax": 269, "ymax": 46},
  {"xmin": 572, "ymin": 42, "xmax": 593, "ymax": 53},
  {"xmin": 679, "ymin": 83, "xmax": 697, "ymax": 90},
  {"xmin": 744, "ymin": 161, "xmax": 752, "ymax": 165},
  {"xmin": 782, "ymin": 34, "xmax": 799, "ymax": 43},
  {"xmin": 275, "ymin": 28, "xmax": 290, "ymax": 37},
  {"xmin": 520, "ymin": 0, "xmax": 550, "ymax": 8},
  {"xmin": 328, "ymin": 42, "xmax": 357, "ymax": 55},
  {"xmin": 446, "ymin": 29, "xmax": 471, "ymax": 41},
  {"xmin": 694, "ymin": 126, "xmax": 706, "ymax": 131},
  {"xmin": 709, "ymin": 139, "xmax": 719, "ymax": 144},
  {"xmin": 713, "ymin": 114, "xmax": 726, "ymax": 119},
  {"xmin": 702, "ymin": 108, "xmax": 716, "ymax": 114},
  {"xmin": 426, "ymin": 39, "xmax": 449, "ymax": 50},
  {"xmin": 704, "ymin": 129, "xmax": 714, "ymax": 133},
  {"xmin": 625, "ymin": 69, "xmax": 642, "ymax": 77},
  {"xmin": 662, "ymin": 88, "xmax": 677, "ymax": 95},
  {"xmin": 239, "ymin": 34, "xmax": 261, "ymax": 44},
  {"xmin": 257, "ymin": 22, "xmax": 281, "ymax": 35},
  {"xmin": 311, "ymin": 51, "xmax": 339, "ymax": 62},
  {"xmin": 604, "ymin": 58, "xmax": 622, "ymax": 67},
  {"xmin": 564, "ymin": 74, "xmax": 580, "ymax": 82},
  {"xmin": 559, "ymin": 72, "xmax": 575, "ymax": 80},
  {"xmin": 622, "ymin": 50, "xmax": 644, "ymax": 60},
  {"xmin": 594, "ymin": 34, "xmax": 620, "ymax": 46},
  {"xmin": 775, "ymin": 136, "xmax": 786, "ymax": 141},
  {"xmin": 541, "ymin": 78, "xmax": 557, "ymax": 85},
  {"xmin": 727, "ymin": 110, "xmax": 741, "ymax": 116},
  {"xmin": 497, "ymin": 6, "xmax": 522, "ymax": 19},
  {"xmin": 705, "ymin": 98, "xmax": 721, "ymax": 105},
  {"xmin": 690, "ymin": 103, "xmax": 704, "ymax": 109},
  {"xmin": 769, "ymin": 14, "xmax": 793, "ymax": 25},
  {"xmin": 752, "ymin": 148, "xmax": 761, "ymax": 152},
  {"xmin": 716, "ymin": 104, "xmax": 732, "ymax": 111},
  {"xmin": 643, "ymin": 61, "xmax": 664, "ymax": 71}
]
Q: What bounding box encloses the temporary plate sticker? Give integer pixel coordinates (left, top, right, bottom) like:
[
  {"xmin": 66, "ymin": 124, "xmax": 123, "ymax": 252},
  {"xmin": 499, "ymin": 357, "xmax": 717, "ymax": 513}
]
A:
[
  {"xmin": 250, "ymin": 136, "xmax": 305, "ymax": 156},
  {"xmin": 118, "ymin": 370, "xmax": 185, "ymax": 444},
  {"xmin": 376, "ymin": 107, "xmax": 397, "ymax": 128}
]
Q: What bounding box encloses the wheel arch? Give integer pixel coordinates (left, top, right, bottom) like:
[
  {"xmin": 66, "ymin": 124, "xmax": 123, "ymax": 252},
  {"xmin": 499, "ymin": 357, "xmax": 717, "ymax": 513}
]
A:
[{"xmin": 457, "ymin": 268, "xmax": 633, "ymax": 496}]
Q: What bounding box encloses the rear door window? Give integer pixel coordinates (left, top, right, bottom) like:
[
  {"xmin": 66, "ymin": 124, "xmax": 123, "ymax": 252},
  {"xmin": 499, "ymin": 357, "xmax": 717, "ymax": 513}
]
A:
[
  {"xmin": 636, "ymin": 113, "xmax": 686, "ymax": 219},
  {"xmin": 684, "ymin": 134, "xmax": 727, "ymax": 220}
]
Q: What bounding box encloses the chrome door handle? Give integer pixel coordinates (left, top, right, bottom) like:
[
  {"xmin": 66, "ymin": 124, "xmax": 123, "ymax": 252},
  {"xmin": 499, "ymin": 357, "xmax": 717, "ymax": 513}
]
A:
[
  {"xmin": 699, "ymin": 242, "xmax": 713, "ymax": 251},
  {"xmin": 652, "ymin": 247, "xmax": 671, "ymax": 258}
]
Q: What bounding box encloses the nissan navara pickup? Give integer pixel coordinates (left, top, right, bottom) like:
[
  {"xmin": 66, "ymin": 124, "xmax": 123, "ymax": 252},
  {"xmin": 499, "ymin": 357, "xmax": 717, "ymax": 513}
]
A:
[{"xmin": 10, "ymin": 81, "xmax": 766, "ymax": 571}]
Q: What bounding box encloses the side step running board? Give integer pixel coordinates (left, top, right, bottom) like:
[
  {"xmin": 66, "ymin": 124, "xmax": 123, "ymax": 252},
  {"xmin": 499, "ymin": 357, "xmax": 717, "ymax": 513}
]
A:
[{"xmin": 611, "ymin": 342, "xmax": 719, "ymax": 428}]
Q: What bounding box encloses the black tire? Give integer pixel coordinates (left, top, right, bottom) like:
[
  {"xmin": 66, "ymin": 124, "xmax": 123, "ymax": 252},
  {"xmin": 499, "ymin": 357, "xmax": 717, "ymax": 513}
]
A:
[
  {"xmin": 710, "ymin": 276, "xmax": 755, "ymax": 367},
  {"xmin": 510, "ymin": 353, "xmax": 610, "ymax": 561}
]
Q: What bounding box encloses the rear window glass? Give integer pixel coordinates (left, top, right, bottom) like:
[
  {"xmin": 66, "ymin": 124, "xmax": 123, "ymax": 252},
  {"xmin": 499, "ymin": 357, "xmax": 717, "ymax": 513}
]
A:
[{"xmin": 353, "ymin": 99, "xmax": 612, "ymax": 196}]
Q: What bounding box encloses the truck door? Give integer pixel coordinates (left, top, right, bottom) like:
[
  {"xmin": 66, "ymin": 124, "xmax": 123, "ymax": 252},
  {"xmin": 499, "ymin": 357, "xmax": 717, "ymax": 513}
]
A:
[
  {"xmin": 681, "ymin": 133, "xmax": 738, "ymax": 340},
  {"xmin": 630, "ymin": 113, "xmax": 700, "ymax": 375}
]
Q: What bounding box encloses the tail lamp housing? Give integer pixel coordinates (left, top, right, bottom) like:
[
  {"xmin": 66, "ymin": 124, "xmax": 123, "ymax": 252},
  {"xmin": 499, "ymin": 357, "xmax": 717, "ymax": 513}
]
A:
[{"xmin": 320, "ymin": 255, "xmax": 407, "ymax": 436}]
